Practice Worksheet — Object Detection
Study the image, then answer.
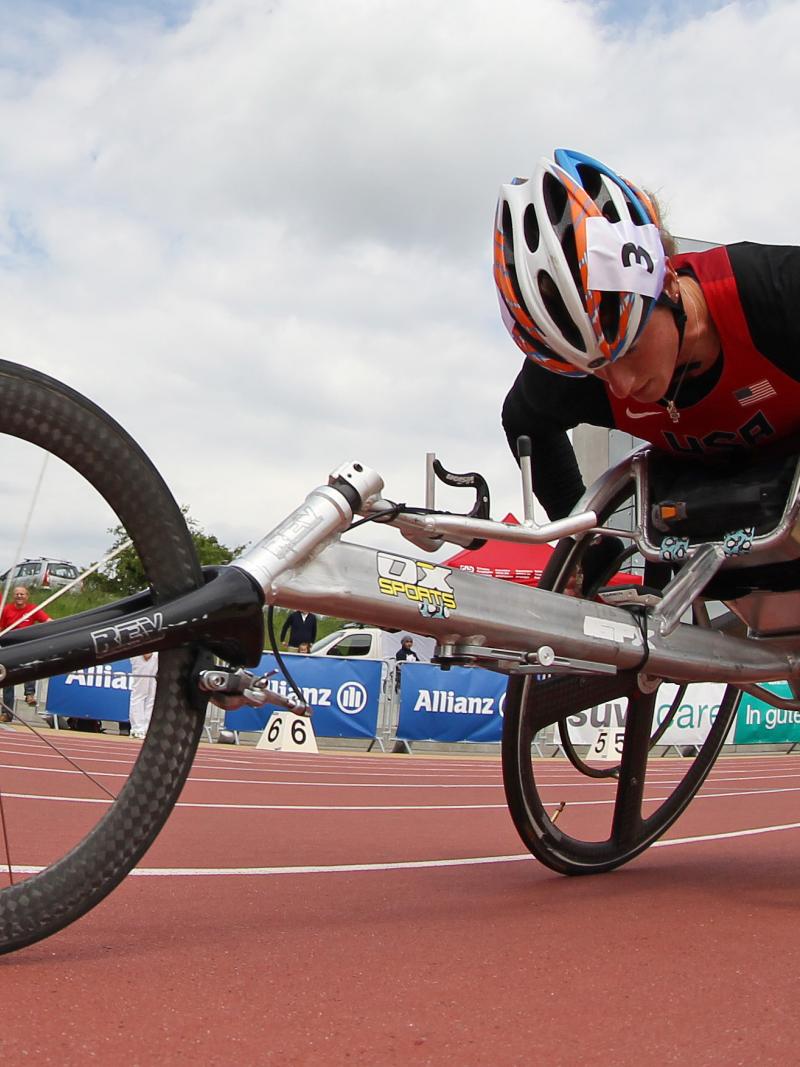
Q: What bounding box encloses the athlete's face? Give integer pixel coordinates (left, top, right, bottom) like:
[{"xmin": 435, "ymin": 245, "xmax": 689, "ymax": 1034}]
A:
[{"xmin": 594, "ymin": 305, "xmax": 680, "ymax": 404}]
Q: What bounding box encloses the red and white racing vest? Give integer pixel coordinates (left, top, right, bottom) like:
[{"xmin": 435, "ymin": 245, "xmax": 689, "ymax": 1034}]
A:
[{"xmin": 608, "ymin": 246, "xmax": 800, "ymax": 456}]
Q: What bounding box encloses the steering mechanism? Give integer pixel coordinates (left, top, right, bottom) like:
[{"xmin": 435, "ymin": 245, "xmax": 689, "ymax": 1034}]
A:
[{"xmin": 199, "ymin": 668, "xmax": 312, "ymax": 715}]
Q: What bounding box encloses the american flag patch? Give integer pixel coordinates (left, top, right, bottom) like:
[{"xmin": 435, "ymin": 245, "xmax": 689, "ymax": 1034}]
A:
[{"xmin": 734, "ymin": 379, "xmax": 776, "ymax": 406}]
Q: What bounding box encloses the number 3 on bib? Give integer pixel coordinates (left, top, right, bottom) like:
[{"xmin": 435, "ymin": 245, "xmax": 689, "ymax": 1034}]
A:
[{"xmin": 257, "ymin": 710, "xmax": 319, "ymax": 753}]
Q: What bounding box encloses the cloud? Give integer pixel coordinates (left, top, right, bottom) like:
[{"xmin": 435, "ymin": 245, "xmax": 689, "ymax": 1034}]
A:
[{"xmin": 0, "ymin": 0, "xmax": 797, "ymax": 579}]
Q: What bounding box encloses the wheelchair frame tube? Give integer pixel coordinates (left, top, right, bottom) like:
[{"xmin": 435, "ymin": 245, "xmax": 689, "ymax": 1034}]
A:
[{"xmin": 267, "ymin": 539, "xmax": 799, "ymax": 686}]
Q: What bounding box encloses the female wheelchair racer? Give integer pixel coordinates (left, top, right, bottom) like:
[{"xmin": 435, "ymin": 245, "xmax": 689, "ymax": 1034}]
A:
[{"xmin": 2, "ymin": 148, "xmax": 800, "ymax": 953}]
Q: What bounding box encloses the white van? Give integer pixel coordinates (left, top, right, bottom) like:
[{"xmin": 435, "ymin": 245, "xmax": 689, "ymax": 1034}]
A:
[{"xmin": 310, "ymin": 626, "xmax": 436, "ymax": 662}]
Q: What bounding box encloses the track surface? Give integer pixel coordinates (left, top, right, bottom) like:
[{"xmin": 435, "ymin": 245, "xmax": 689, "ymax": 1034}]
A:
[{"xmin": 1, "ymin": 727, "xmax": 799, "ymax": 1064}]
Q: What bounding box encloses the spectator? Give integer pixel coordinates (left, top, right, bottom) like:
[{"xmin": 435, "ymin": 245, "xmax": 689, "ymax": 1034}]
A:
[
  {"xmin": 0, "ymin": 586, "xmax": 50, "ymax": 722},
  {"xmin": 129, "ymin": 651, "xmax": 158, "ymax": 740},
  {"xmin": 280, "ymin": 611, "xmax": 317, "ymax": 651},
  {"xmin": 394, "ymin": 636, "xmax": 420, "ymax": 690},
  {"xmin": 395, "ymin": 636, "xmax": 420, "ymax": 664}
]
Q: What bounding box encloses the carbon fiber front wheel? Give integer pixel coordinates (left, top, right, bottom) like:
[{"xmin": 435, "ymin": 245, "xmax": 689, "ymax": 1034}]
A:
[{"xmin": 0, "ymin": 360, "xmax": 204, "ymax": 954}]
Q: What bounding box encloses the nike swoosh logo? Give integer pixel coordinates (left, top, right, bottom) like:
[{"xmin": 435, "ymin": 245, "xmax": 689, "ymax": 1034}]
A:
[{"xmin": 625, "ymin": 407, "xmax": 661, "ymax": 419}]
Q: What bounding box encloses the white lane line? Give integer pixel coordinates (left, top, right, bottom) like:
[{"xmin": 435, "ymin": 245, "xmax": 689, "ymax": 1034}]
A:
[
  {"xmin": 686, "ymin": 772, "xmax": 800, "ymax": 784},
  {"xmin": 1, "ymin": 793, "xmax": 110, "ymax": 804},
  {"xmin": 0, "ymin": 763, "xmax": 119, "ymax": 776},
  {"xmin": 10, "ymin": 760, "xmax": 800, "ymax": 794},
  {"xmin": 184, "ymin": 776, "xmax": 501, "ymax": 789},
  {"xmin": 0, "ymin": 791, "xmax": 505, "ymax": 811},
  {"xmin": 654, "ymin": 822, "xmax": 800, "ymax": 847},
  {"xmin": 0, "ymin": 749, "xmax": 501, "ymax": 779},
  {"xmin": 0, "ymin": 764, "xmax": 502, "ymax": 788},
  {"xmin": 0, "ymin": 742, "xmax": 503, "ymax": 771},
  {"xmin": 7, "ymin": 820, "xmax": 800, "ymax": 878},
  {"xmin": 7, "ymin": 782, "xmax": 800, "ymax": 812}
]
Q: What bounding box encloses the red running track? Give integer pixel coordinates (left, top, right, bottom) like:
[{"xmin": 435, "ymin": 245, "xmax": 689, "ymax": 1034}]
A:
[{"xmin": 1, "ymin": 728, "xmax": 800, "ymax": 1065}]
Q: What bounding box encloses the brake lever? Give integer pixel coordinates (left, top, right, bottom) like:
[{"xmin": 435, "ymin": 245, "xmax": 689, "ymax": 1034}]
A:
[{"xmin": 430, "ymin": 458, "xmax": 490, "ymax": 550}]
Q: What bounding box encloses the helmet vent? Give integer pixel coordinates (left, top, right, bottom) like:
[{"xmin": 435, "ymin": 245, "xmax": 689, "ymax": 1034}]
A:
[
  {"xmin": 601, "ymin": 199, "xmax": 621, "ymax": 224},
  {"xmin": 499, "ymin": 203, "xmax": 529, "ymax": 313},
  {"xmin": 560, "ymin": 224, "xmax": 584, "ymax": 307},
  {"xmin": 523, "ymin": 204, "xmax": 540, "ymax": 253},
  {"xmin": 500, "ymin": 201, "xmax": 516, "ymax": 265},
  {"xmin": 576, "ymin": 163, "xmax": 602, "ymax": 200},
  {"xmin": 599, "ymin": 292, "xmax": 620, "ymax": 342},
  {"xmin": 538, "ymin": 270, "xmax": 586, "ymax": 353},
  {"xmin": 542, "ymin": 171, "xmax": 568, "ymax": 225}
]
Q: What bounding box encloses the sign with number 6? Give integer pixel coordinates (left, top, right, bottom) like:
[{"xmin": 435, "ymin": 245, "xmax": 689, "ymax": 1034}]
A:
[{"xmin": 256, "ymin": 710, "xmax": 319, "ymax": 753}]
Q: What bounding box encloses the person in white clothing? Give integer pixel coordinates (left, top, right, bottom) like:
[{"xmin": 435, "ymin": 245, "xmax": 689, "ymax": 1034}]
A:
[{"xmin": 128, "ymin": 651, "xmax": 158, "ymax": 740}]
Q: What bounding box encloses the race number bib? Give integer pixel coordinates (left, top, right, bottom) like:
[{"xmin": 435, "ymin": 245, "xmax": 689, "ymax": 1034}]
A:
[{"xmin": 585, "ymin": 218, "xmax": 665, "ymax": 298}]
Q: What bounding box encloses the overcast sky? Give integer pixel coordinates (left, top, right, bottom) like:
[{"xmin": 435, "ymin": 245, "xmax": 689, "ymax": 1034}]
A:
[{"xmin": 1, "ymin": 0, "xmax": 798, "ymax": 575}]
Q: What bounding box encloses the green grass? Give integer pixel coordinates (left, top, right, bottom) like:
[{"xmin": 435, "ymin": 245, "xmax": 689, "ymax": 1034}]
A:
[{"xmin": 31, "ymin": 588, "xmax": 119, "ymax": 620}]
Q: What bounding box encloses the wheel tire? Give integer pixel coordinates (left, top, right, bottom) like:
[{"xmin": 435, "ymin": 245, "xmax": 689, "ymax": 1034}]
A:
[
  {"xmin": 501, "ymin": 488, "xmax": 741, "ymax": 875},
  {"xmin": 0, "ymin": 360, "xmax": 203, "ymax": 954},
  {"xmin": 503, "ymin": 673, "xmax": 739, "ymax": 874}
]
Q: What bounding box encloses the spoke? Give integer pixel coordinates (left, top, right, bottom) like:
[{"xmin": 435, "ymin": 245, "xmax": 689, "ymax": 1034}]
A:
[
  {"xmin": 0, "ymin": 697, "xmax": 121, "ymax": 889},
  {"xmin": 0, "ymin": 787, "xmax": 13, "ymax": 886},
  {"xmin": 0, "ymin": 452, "xmax": 50, "ymax": 619},
  {"xmin": 610, "ymin": 691, "xmax": 655, "ymax": 848},
  {"xmin": 0, "ymin": 687, "xmax": 14, "ymax": 884},
  {"xmin": 0, "ymin": 699, "xmax": 14, "ymax": 886},
  {"xmin": 0, "ymin": 688, "xmax": 120, "ymax": 891},
  {"xmin": 2, "ymin": 712, "xmax": 119, "ymax": 802}
]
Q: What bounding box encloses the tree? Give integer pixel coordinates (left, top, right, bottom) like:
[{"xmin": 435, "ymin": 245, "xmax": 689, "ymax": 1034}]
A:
[{"xmin": 96, "ymin": 508, "xmax": 247, "ymax": 596}]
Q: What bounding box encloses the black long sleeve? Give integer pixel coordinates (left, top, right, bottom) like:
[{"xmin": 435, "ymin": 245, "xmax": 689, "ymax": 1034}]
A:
[{"xmin": 502, "ymin": 360, "xmax": 613, "ymax": 520}]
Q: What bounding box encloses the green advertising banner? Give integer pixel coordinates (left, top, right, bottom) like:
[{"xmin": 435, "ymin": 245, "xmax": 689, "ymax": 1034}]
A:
[{"xmin": 733, "ymin": 683, "xmax": 800, "ymax": 744}]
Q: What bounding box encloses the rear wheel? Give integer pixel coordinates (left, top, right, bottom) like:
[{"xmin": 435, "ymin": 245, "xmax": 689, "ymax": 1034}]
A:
[
  {"xmin": 501, "ymin": 493, "xmax": 740, "ymax": 875},
  {"xmin": 0, "ymin": 360, "xmax": 204, "ymax": 953}
]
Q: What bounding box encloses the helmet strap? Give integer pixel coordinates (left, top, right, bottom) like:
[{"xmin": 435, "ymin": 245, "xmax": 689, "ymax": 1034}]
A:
[{"xmin": 655, "ymin": 288, "xmax": 687, "ymax": 350}]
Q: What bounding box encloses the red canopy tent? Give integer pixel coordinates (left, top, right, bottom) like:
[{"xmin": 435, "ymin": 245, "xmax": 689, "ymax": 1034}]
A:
[
  {"xmin": 445, "ymin": 514, "xmax": 554, "ymax": 587},
  {"xmin": 445, "ymin": 514, "xmax": 638, "ymax": 588}
]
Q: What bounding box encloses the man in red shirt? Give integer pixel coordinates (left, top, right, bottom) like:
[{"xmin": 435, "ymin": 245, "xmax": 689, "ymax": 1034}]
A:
[{"xmin": 0, "ymin": 585, "xmax": 51, "ymax": 721}]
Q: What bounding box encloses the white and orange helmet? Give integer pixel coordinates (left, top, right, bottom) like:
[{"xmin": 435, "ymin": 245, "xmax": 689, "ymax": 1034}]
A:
[{"xmin": 494, "ymin": 149, "xmax": 667, "ymax": 377}]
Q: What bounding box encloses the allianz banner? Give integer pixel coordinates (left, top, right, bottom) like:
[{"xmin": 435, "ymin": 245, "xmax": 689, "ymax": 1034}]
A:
[
  {"xmin": 47, "ymin": 661, "xmax": 133, "ymax": 721},
  {"xmin": 223, "ymin": 653, "xmax": 382, "ymax": 739},
  {"xmin": 397, "ymin": 663, "xmax": 507, "ymax": 743},
  {"xmin": 397, "ymin": 667, "xmax": 734, "ymax": 748}
]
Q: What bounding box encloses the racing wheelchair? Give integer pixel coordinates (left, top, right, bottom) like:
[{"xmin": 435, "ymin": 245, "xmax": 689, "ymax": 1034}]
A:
[{"xmin": 1, "ymin": 360, "xmax": 799, "ymax": 953}]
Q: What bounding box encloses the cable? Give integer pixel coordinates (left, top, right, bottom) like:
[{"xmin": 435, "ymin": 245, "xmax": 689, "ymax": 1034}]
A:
[
  {"xmin": 266, "ymin": 605, "xmax": 307, "ymax": 707},
  {"xmin": 628, "ymin": 605, "xmax": 651, "ymax": 674},
  {"xmin": 347, "ymin": 502, "xmax": 404, "ymax": 532},
  {"xmin": 346, "ymin": 500, "xmax": 482, "ymax": 533}
]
